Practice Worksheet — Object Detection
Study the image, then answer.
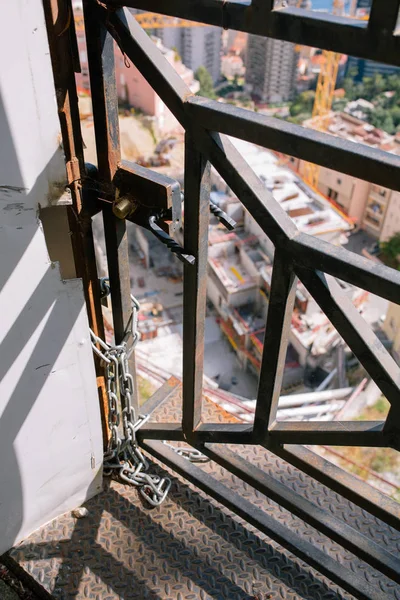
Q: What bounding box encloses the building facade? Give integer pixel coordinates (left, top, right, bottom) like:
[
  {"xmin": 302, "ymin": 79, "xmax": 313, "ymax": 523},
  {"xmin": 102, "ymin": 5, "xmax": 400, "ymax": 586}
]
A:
[
  {"xmin": 74, "ymin": 9, "xmax": 199, "ymax": 133},
  {"xmin": 245, "ymin": 34, "xmax": 298, "ymax": 104},
  {"xmin": 155, "ymin": 25, "xmax": 222, "ymax": 84},
  {"xmin": 299, "ymin": 113, "xmax": 400, "ymax": 239},
  {"xmin": 244, "ymin": 0, "xmax": 311, "ymax": 103}
]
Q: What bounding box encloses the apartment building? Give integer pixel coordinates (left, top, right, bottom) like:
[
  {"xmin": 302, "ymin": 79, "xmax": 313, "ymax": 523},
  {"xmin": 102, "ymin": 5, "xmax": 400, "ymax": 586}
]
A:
[
  {"xmin": 155, "ymin": 25, "xmax": 222, "ymax": 84},
  {"xmin": 362, "ymin": 184, "xmax": 400, "ymax": 241},
  {"xmin": 245, "ymin": 0, "xmax": 310, "ymax": 103},
  {"xmin": 300, "ymin": 112, "xmax": 400, "ymax": 237},
  {"xmin": 245, "ymin": 34, "xmax": 298, "ymax": 103},
  {"xmin": 74, "ymin": 9, "xmax": 199, "ymax": 133}
]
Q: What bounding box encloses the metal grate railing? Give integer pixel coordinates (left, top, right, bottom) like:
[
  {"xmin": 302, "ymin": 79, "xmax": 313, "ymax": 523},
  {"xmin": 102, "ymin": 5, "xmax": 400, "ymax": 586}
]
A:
[{"xmin": 78, "ymin": 1, "xmax": 400, "ymax": 598}]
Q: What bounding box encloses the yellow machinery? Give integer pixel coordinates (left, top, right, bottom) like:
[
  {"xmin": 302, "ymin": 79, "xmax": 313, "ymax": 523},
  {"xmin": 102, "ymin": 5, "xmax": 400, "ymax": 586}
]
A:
[
  {"xmin": 134, "ymin": 13, "xmax": 206, "ymax": 28},
  {"xmin": 302, "ymin": 0, "xmax": 344, "ymax": 188}
]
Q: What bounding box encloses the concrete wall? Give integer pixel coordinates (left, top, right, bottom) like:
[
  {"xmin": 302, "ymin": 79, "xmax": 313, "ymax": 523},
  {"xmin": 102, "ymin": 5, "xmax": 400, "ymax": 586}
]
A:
[
  {"xmin": 313, "ymin": 166, "xmax": 370, "ymax": 223},
  {"xmin": 380, "ymin": 191, "xmax": 400, "ymax": 242},
  {"xmin": 0, "ymin": 0, "xmax": 103, "ymax": 554}
]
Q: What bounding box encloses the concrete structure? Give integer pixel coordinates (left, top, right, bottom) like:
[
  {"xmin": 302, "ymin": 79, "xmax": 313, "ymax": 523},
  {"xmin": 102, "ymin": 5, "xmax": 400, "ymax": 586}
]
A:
[
  {"xmin": 363, "ymin": 184, "xmax": 400, "ymax": 241},
  {"xmin": 245, "ymin": 0, "xmax": 311, "ymax": 103},
  {"xmin": 221, "ymin": 54, "xmax": 245, "ymax": 79},
  {"xmin": 74, "ymin": 9, "xmax": 199, "ymax": 133},
  {"xmin": 0, "ymin": 0, "xmax": 102, "ymax": 555},
  {"xmin": 245, "ymin": 33, "xmax": 298, "ymax": 103},
  {"xmin": 155, "ymin": 25, "xmax": 222, "ymax": 84},
  {"xmin": 300, "ymin": 112, "xmax": 400, "ymax": 233},
  {"xmin": 382, "ymin": 303, "xmax": 400, "ymax": 363},
  {"xmin": 114, "ymin": 41, "xmax": 199, "ymax": 133},
  {"xmin": 205, "ymin": 137, "xmax": 351, "ymax": 384},
  {"xmin": 231, "ymin": 138, "xmax": 352, "ymax": 258},
  {"xmin": 346, "ymin": 56, "xmax": 400, "ymax": 81}
]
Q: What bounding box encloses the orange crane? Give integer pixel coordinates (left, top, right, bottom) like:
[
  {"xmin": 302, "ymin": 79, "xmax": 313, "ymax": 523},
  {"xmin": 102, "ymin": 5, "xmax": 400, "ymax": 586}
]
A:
[
  {"xmin": 301, "ymin": 0, "xmax": 345, "ymax": 188},
  {"xmin": 134, "ymin": 13, "xmax": 206, "ymax": 28}
]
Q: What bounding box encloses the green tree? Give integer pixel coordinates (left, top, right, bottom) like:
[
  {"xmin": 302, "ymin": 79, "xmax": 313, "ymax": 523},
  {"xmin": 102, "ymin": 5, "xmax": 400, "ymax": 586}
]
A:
[
  {"xmin": 289, "ymin": 90, "xmax": 315, "ymax": 117},
  {"xmin": 195, "ymin": 66, "xmax": 216, "ymax": 99},
  {"xmin": 380, "ymin": 233, "xmax": 400, "ymax": 268}
]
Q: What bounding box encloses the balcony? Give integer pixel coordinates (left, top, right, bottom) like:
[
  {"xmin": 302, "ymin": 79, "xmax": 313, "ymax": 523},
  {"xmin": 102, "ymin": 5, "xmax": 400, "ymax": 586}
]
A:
[{"xmin": 2, "ymin": 1, "xmax": 400, "ymax": 599}]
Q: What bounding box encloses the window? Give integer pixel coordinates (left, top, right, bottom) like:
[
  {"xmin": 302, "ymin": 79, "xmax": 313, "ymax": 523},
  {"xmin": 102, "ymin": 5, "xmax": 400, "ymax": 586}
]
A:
[{"xmin": 327, "ymin": 188, "xmax": 338, "ymax": 201}]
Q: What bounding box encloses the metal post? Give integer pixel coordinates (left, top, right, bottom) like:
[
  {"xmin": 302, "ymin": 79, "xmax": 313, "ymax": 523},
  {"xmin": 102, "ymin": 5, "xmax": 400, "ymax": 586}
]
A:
[{"xmin": 182, "ymin": 134, "xmax": 210, "ymax": 435}]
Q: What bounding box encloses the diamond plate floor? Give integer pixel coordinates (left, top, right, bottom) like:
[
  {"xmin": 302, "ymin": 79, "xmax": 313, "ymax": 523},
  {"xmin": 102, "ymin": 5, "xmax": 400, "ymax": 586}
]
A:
[{"xmin": 7, "ymin": 379, "xmax": 400, "ymax": 600}]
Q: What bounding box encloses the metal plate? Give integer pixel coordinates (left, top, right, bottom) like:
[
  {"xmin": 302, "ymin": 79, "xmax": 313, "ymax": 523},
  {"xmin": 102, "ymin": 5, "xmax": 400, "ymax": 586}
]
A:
[{"xmin": 7, "ymin": 384, "xmax": 400, "ymax": 600}]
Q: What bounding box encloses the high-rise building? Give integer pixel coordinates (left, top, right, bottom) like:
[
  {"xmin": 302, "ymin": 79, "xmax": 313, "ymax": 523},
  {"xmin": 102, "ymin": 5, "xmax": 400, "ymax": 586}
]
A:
[
  {"xmin": 347, "ymin": 0, "xmax": 400, "ymax": 80},
  {"xmin": 156, "ymin": 26, "xmax": 222, "ymax": 84},
  {"xmin": 245, "ymin": 0, "xmax": 309, "ymax": 103},
  {"xmin": 346, "ymin": 56, "xmax": 400, "ymax": 81}
]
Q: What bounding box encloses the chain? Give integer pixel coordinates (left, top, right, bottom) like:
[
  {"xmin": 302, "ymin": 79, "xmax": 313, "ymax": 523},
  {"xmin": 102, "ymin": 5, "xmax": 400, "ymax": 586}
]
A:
[{"xmin": 90, "ymin": 294, "xmax": 171, "ymax": 506}]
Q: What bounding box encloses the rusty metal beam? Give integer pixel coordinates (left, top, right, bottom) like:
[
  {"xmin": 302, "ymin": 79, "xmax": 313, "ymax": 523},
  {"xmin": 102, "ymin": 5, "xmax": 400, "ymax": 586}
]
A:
[{"xmin": 43, "ymin": 0, "xmax": 108, "ymax": 444}]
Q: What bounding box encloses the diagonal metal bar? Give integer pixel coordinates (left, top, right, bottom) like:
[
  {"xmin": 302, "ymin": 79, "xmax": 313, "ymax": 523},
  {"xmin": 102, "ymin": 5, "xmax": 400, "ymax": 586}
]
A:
[
  {"xmin": 291, "ymin": 232, "xmax": 400, "ymax": 305},
  {"xmin": 96, "ymin": 5, "xmax": 189, "ymax": 126},
  {"xmin": 202, "ymin": 443, "xmax": 400, "ymax": 584},
  {"xmin": 275, "ymin": 444, "xmax": 400, "ymax": 531},
  {"xmin": 295, "ymin": 267, "xmax": 400, "ymax": 419},
  {"xmin": 141, "ymin": 440, "xmax": 384, "ymax": 600},
  {"xmin": 254, "ymin": 250, "xmax": 297, "ymax": 442},
  {"xmin": 99, "ymin": 5, "xmax": 297, "ymax": 247},
  {"xmin": 182, "ymin": 134, "xmax": 210, "ymax": 434},
  {"xmin": 187, "ymin": 96, "xmax": 400, "ymax": 193}
]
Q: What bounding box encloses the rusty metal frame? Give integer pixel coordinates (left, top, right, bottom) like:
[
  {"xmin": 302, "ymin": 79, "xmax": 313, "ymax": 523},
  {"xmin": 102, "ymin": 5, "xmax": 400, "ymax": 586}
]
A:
[{"xmin": 79, "ymin": 1, "xmax": 400, "ymax": 597}]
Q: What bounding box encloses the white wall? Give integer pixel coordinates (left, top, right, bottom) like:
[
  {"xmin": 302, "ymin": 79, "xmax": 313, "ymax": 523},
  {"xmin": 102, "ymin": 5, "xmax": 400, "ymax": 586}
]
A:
[{"xmin": 0, "ymin": 0, "xmax": 103, "ymax": 554}]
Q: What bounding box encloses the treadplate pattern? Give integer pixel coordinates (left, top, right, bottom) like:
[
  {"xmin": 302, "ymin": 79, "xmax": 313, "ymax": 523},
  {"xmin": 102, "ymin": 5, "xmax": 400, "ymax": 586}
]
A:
[{"xmin": 8, "ymin": 382, "xmax": 400, "ymax": 600}]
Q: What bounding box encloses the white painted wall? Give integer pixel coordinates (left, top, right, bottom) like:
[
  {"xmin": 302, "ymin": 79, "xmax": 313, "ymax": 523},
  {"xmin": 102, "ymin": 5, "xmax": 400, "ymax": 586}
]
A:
[{"xmin": 0, "ymin": 0, "xmax": 103, "ymax": 554}]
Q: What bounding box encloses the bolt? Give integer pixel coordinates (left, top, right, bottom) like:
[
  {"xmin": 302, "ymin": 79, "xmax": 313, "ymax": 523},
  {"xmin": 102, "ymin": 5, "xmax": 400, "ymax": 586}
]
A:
[{"xmin": 113, "ymin": 198, "xmax": 136, "ymax": 219}]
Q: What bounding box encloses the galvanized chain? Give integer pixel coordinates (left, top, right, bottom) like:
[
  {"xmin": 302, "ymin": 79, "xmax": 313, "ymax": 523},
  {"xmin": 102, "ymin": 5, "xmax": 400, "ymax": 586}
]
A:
[{"xmin": 90, "ymin": 293, "xmax": 171, "ymax": 506}]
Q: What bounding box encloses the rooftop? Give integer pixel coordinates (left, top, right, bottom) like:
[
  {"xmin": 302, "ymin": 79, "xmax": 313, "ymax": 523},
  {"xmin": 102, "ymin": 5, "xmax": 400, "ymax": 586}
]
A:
[
  {"xmin": 305, "ymin": 111, "xmax": 400, "ymax": 156},
  {"xmin": 230, "ymin": 137, "xmax": 353, "ymax": 238}
]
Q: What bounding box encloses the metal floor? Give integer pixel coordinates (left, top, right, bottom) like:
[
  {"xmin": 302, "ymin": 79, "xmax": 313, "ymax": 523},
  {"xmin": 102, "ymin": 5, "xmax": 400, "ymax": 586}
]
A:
[{"xmin": 7, "ymin": 381, "xmax": 400, "ymax": 600}]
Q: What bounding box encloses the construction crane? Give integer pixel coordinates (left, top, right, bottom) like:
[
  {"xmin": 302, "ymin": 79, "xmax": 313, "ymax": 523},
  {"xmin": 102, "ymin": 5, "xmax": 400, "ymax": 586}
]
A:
[
  {"xmin": 73, "ymin": 12, "xmax": 205, "ymax": 32},
  {"xmin": 134, "ymin": 13, "xmax": 206, "ymax": 29},
  {"xmin": 302, "ymin": 0, "xmax": 345, "ymax": 188}
]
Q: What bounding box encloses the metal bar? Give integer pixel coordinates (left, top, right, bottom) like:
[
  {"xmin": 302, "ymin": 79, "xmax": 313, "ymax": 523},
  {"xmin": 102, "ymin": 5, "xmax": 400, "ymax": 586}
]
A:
[
  {"xmin": 140, "ymin": 376, "xmax": 182, "ymax": 416},
  {"xmin": 269, "ymin": 421, "xmax": 387, "ymax": 446},
  {"xmin": 83, "ymin": 0, "xmax": 120, "ymax": 181},
  {"xmin": 202, "ymin": 443, "xmax": 400, "ymax": 584},
  {"xmin": 254, "ymin": 251, "xmax": 297, "ymax": 442},
  {"xmin": 104, "ymin": 0, "xmax": 400, "ymax": 66},
  {"xmin": 97, "ymin": 6, "xmax": 189, "ymax": 126},
  {"xmin": 141, "ymin": 440, "xmax": 384, "ymax": 600},
  {"xmin": 137, "ymin": 422, "xmax": 254, "ymax": 444},
  {"xmin": 274, "ymin": 444, "xmax": 400, "ymax": 531},
  {"xmin": 84, "ymin": 1, "xmax": 139, "ymax": 416},
  {"xmin": 369, "ymin": 0, "xmax": 400, "ymax": 35},
  {"xmin": 186, "ymin": 96, "xmax": 400, "ymax": 193},
  {"xmin": 44, "ymin": 0, "xmax": 108, "ymax": 443},
  {"xmin": 182, "ymin": 135, "xmax": 210, "ymax": 434},
  {"xmin": 291, "ymin": 232, "xmax": 400, "ymax": 305},
  {"xmin": 295, "ymin": 268, "xmax": 400, "ymax": 415},
  {"xmin": 102, "ymin": 6, "xmax": 298, "ymax": 245},
  {"xmin": 193, "ymin": 130, "xmax": 298, "ymax": 245}
]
